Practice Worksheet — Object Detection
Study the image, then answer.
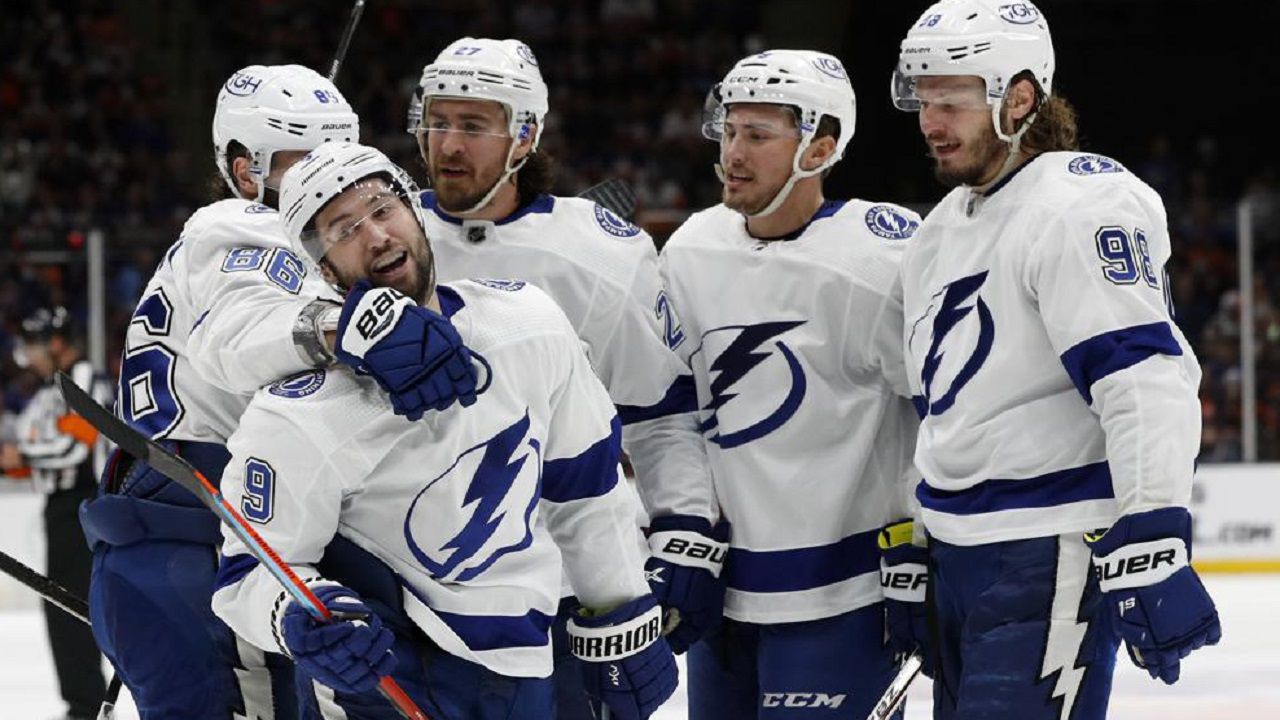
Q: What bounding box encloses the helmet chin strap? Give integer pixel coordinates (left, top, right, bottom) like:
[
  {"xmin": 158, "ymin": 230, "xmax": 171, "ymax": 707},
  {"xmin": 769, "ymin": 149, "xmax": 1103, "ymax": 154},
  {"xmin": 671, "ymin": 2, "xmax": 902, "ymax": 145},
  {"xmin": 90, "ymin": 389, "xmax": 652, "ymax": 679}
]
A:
[
  {"xmin": 720, "ymin": 134, "xmax": 831, "ymax": 219},
  {"xmin": 970, "ymin": 97, "xmax": 1039, "ymax": 195},
  {"xmin": 454, "ymin": 127, "xmax": 531, "ymax": 216}
]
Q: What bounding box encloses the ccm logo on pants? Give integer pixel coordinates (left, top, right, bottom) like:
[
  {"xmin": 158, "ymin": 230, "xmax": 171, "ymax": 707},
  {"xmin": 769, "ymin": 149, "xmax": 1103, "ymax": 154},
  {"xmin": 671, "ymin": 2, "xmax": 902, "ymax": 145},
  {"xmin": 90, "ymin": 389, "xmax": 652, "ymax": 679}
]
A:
[{"xmin": 761, "ymin": 693, "xmax": 846, "ymax": 709}]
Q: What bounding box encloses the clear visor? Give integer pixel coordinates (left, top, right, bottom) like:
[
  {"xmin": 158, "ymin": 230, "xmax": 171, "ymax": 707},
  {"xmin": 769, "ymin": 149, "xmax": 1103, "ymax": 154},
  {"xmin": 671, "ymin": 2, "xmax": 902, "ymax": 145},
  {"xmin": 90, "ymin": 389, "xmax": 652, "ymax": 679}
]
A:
[
  {"xmin": 891, "ymin": 70, "xmax": 992, "ymax": 112},
  {"xmin": 299, "ymin": 181, "xmax": 418, "ymax": 257},
  {"xmin": 700, "ymin": 85, "xmax": 802, "ymax": 144}
]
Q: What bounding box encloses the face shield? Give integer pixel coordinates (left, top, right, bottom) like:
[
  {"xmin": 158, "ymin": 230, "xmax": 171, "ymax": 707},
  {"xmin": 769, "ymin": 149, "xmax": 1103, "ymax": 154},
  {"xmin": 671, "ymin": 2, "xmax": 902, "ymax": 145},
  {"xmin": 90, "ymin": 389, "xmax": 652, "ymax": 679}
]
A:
[
  {"xmin": 297, "ymin": 178, "xmax": 422, "ymax": 266},
  {"xmin": 891, "ymin": 72, "xmax": 992, "ymax": 113},
  {"xmin": 701, "ymin": 84, "xmax": 803, "ymax": 145}
]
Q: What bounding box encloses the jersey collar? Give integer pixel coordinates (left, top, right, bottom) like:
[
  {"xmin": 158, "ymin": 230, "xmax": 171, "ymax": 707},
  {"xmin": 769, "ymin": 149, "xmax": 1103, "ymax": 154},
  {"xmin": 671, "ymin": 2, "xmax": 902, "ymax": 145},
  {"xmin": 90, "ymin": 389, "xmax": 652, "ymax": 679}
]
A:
[
  {"xmin": 747, "ymin": 199, "xmax": 846, "ymax": 242},
  {"xmin": 419, "ymin": 191, "xmax": 556, "ymax": 226}
]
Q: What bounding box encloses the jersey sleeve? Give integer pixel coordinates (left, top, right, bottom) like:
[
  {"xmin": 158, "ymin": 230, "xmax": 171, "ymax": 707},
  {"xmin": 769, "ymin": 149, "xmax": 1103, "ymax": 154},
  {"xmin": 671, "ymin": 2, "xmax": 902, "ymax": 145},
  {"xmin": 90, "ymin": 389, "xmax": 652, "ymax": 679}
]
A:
[
  {"xmin": 178, "ymin": 210, "xmax": 338, "ymax": 394},
  {"xmin": 1029, "ymin": 184, "xmax": 1200, "ymax": 515},
  {"xmin": 536, "ymin": 318, "xmax": 652, "ymax": 611},
  {"xmin": 595, "ymin": 239, "xmax": 716, "ymax": 523},
  {"xmin": 210, "ymin": 398, "xmax": 357, "ymax": 654}
]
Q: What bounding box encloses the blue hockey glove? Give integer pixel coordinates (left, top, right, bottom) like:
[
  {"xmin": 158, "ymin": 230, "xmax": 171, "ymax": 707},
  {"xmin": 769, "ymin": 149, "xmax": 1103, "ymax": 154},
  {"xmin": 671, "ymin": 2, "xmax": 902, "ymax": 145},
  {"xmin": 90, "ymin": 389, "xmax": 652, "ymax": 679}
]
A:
[
  {"xmin": 644, "ymin": 515, "xmax": 729, "ymax": 654},
  {"xmin": 1085, "ymin": 507, "xmax": 1221, "ymax": 684},
  {"xmin": 879, "ymin": 519, "xmax": 933, "ymax": 677},
  {"xmin": 336, "ymin": 280, "xmax": 478, "ymax": 420},
  {"xmin": 568, "ymin": 595, "xmax": 678, "ymax": 720},
  {"xmin": 280, "ymin": 584, "xmax": 398, "ymax": 695}
]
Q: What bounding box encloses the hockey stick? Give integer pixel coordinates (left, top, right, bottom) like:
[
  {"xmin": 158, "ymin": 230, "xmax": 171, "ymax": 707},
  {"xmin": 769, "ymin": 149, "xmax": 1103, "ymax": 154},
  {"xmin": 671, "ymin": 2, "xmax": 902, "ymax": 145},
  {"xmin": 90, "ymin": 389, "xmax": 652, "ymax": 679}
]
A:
[
  {"xmin": 328, "ymin": 0, "xmax": 367, "ymax": 81},
  {"xmin": 577, "ymin": 178, "xmax": 637, "ymax": 221},
  {"xmin": 0, "ymin": 548, "xmax": 124, "ymax": 719},
  {"xmin": 55, "ymin": 373, "xmax": 430, "ymax": 720},
  {"xmin": 865, "ymin": 652, "xmax": 922, "ymax": 720}
]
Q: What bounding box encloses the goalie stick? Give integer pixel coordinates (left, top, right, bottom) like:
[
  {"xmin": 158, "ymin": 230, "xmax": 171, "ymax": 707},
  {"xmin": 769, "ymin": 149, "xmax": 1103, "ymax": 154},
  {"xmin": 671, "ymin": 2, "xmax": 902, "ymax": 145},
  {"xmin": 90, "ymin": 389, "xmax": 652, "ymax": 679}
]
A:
[
  {"xmin": 577, "ymin": 178, "xmax": 637, "ymax": 221},
  {"xmin": 0, "ymin": 548, "xmax": 124, "ymax": 719},
  {"xmin": 865, "ymin": 652, "xmax": 922, "ymax": 720},
  {"xmin": 328, "ymin": 0, "xmax": 366, "ymax": 82},
  {"xmin": 55, "ymin": 373, "xmax": 430, "ymax": 720}
]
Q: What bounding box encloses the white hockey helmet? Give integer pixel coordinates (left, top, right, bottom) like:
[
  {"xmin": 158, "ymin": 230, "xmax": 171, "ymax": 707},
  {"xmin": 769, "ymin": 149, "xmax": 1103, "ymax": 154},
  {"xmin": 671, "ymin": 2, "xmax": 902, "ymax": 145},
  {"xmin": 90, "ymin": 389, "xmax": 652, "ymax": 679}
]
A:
[
  {"xmin": 703, "ymin": 50, "xmax": 857, "ymax": 218},
  {"xmin": 278, "ymin": 141, "xmax": 423, "ymax": 266},
  {"xmin": 212, "ymin": 65, "xmax": 360, "ymax": 203},
  {"xmin": 892, "ymin": 0, "xmax": 1054, "ymax": 142},
  {"xmin": 407, "ymin": 38, "xmax": 549, "ymax": 148}
]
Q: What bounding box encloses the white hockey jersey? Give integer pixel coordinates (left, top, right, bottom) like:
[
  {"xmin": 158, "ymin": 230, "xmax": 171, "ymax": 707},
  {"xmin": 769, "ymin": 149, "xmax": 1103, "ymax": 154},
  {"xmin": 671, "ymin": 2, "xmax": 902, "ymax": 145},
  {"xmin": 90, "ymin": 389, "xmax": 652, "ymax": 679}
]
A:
[
  {"xmin": 660, "ymin": 200, "xmax": 922, "ymax": 624},
  {"xmin": 423, "ymin": 191, "xmax": 712, "ymax": 520},
  {"xmin": 212, "ymin": 280, "xmax": 651, "ymax": 679},
  {"xmin": 902, "ymin": 152, "xmax": 1201, "ymax": 547},
  {"xmin": 117, "ymin": 198, "xmax": 336, "ymax": 444}
]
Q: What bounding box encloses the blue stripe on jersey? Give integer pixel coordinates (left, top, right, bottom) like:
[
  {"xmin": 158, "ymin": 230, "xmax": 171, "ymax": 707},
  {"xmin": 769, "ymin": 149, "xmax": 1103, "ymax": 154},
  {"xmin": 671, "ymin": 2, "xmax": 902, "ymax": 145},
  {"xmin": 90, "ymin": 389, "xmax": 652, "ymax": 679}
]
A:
[
  {"xmin": 724, "ymin": 528, "xmax": 879, "ymax": 594},
  {"xmin": 213, "ymin": 553, "xmax": 259, "ymax": 591},
  {"xmin": 911, "ymin": 395, "xmax": 927, "ymax": 419},
  {"xmin": 1059, "ymin": 322, "xmax": 1182, "ymax": 405},
  {"xmin": 437, "ymin": 284, "xmax": 465, "ymax": 319},
  {"xmin": 540, "ymin": 416, "xmax": 622, "ymax": 503},
  {"xmin": 917, "ymin": 461, "xmax": 1113, "ymax": 516},
  {"xmin": 616, "ymin": 374, "xmax": 698, "ymax": 425},
  {"xmin": 420, "ymin": 190, "xmax": 555, "ymax": 225},
  {"xmin": 430, "ymin": 605, "xmax": 555, "ymax": 651}
]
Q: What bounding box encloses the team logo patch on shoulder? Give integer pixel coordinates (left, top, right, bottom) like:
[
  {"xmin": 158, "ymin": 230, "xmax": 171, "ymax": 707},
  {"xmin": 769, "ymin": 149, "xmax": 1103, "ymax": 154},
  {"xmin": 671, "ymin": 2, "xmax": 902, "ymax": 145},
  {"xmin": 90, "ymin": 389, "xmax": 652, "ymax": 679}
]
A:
[
  {"xmin": 474, "ymin": 278, "xmax": 526, "ymax": 291},
  {"xmin": 268, "ymin": 370, "xmax": 326, "ymax": 399},
  {"xmin": 593, "ymin": 205, "xmax": 641, "ymax": 238},
  {"xmin": 865, "ymin": 205, "xmax": 919, "ymax": 240},
  {"xmin": 1068, "ymin": 155, "xmax": 1126, "ymax": 176},
  {"xmin": 244, "ymin": 203, "xmax": 274, "ymax": 214}
]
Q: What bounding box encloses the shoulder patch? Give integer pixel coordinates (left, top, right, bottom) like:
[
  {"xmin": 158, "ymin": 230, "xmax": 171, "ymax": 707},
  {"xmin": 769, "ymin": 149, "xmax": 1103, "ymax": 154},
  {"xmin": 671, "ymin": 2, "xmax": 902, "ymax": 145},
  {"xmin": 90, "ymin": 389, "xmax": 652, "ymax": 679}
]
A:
[
  {"xmin": 244, "ymin": 203, "xmax": 275, "ymax": 214},
  {"xmin": 473, "ymin": 278, "xmax": 526, "ymax": 292},
  {"xmin": 865, "ymin": 205, "xmax": 919, "ymax": 240},
  {"xmin": 593, "ymin": 204, "xmax": 641, "ymax": 238},
  {"xmin": 1067, "ymin": 155, "xmax": 1126, "ymax": 176},
  {"xmin": 268, "ymin": 370, "xmax": 326, "ymax": 399}
]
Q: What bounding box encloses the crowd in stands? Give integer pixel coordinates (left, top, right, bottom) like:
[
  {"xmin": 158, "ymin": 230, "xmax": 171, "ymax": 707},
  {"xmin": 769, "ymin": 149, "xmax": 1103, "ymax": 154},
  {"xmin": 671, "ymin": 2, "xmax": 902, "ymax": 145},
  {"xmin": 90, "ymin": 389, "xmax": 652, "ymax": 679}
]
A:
[{"xmin": 2, "ymin": 0, "xmax": 1278, "ymax": 461}]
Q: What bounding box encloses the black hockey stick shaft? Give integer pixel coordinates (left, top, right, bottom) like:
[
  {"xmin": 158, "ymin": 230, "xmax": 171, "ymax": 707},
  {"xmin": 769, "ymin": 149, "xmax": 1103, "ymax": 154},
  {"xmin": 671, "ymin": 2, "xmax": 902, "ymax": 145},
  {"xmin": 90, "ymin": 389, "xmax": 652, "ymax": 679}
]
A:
[
  {"xmin": 577, "ymin": 178, "xmax": 637, "ymax": 221},
  {"xmin": 866, "ymin": 652, "xmax": 922, "ymax": 720},
  {"xmin": 55, "ymin": 373, "xmax": 429, "ymax": 720},
  {"xmin": 329, "ymin": 0, "xmax": 367, "ymax": 81},
  {"xmin": 0, "ymin": 548, "xmax": 124, "ymax": 718}
]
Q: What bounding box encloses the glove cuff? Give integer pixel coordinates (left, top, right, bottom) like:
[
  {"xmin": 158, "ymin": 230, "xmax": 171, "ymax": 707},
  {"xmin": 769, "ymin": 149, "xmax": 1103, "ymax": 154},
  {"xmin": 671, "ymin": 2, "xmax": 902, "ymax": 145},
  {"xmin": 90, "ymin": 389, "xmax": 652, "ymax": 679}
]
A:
[
  {"xmin": 648, "ymin": 528, "xmax": 728, "ymax": 577},
  {"xmin": 567, "ymin": 602, "xmax": 663, "ymax": 662},
  {"xmin": 880, "ymin": 560, "xmax": 928, "ymax": 602},
  {"xmin": 1090, "ymin": 537, "xmax": 1188, "ymax": 592}
]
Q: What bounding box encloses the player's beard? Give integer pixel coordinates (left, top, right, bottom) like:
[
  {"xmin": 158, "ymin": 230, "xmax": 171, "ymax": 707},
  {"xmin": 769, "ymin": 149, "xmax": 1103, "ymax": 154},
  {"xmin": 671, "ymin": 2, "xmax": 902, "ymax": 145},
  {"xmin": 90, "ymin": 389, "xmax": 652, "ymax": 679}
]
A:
[
  {"xmin": 430, "ymin": 157, "xmax": 506, "ymax": 214},
  {"xmin": 933, "ymin": 126, "xmax": 1006, "ymax": 188}
]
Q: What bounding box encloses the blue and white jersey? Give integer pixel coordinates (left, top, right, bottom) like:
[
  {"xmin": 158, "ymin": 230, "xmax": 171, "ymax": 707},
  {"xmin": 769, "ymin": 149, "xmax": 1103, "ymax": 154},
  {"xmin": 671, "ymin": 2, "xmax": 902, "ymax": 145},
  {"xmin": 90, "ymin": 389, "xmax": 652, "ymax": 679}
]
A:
[
  {"xmin": 423, "ymin": 191, "xmax": 712, "ymax": 522},
  {"xmin": 212, "ymin": 280, "xmax": 651, "ymax": 678},
  {"xmin": 117, "ymin": 198, "xmax": 336, "ymax": 445},
  {"xmin": 660, "ymin": 200, "xmax": 922, "ymax": 624},
  {"xmin": 903, "ymin": 152, "xmax": 1201, "ymax": 546}
]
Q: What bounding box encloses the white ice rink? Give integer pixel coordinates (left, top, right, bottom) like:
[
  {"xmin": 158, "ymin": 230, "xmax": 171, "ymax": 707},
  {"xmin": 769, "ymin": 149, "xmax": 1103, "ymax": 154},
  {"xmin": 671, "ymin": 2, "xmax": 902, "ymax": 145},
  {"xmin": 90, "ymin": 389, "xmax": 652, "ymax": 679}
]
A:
[{"xmin": 2, "ymin": 575, "xmax": 1276, "ymax": 719}]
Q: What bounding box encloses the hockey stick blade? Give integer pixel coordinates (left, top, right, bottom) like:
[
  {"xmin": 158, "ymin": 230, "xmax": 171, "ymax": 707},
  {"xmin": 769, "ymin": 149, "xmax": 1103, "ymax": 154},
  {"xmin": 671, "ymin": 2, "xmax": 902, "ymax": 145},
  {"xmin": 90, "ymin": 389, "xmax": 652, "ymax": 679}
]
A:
[
  {"xmin": 55, "ymin": 373, "xmax": 430, "ymax": 720},
  {"xmin": 328, "ymin": 0, "xmax": 367, "ymax": 81},
  {"xmin": 866, "ymin": 652, "xmax": 922, "ymax": 720},
  {"xmin": 578, "ymin": 178, "xmax": 637, "ymax": 221},
  {"xmin": 0, "ymin": 549, "xmax": 124, "ymax": 717}
]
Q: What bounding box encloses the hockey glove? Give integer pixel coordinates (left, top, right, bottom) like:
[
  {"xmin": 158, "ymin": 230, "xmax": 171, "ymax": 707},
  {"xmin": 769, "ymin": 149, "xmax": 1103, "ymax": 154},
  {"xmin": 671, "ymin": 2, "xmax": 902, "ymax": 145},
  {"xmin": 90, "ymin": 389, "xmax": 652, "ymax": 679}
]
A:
[
  {"xmin": 568, "ymin": 595, "xmax": 678, "ymax": 720},
  {"xmin": 1085, "ymin": 507, "xmax": 1222, "ymax": 684},
  {"xmin": 644, "ymin": 515, "xmax": 729, "ymax": 654},
  {"xmin": 879, "ymin": 519, "xmax": 933, "ymax": 676},
  {"xmin": 336, "ymin": 280, "xmax": 478, "ymax": 420},
  {"xmin": 281, "ymin": 584, "xmax": 398, "ymax": 695}
]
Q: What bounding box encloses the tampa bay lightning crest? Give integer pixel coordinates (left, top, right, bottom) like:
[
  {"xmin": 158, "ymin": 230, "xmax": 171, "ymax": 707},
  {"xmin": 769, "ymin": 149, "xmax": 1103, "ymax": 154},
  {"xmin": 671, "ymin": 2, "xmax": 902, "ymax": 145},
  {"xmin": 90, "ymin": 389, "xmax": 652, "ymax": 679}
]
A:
[
  {"xmin": 697, "ymin": 321, "xmax": 807, "ymax": 449},
  {"xmin": 865, "ymin": 205, "xmax": 918, "ymax": 240},
  {"xmin": 267, "ymin": 370, "xmax": 326, "ymax": 398},
  {"xmin": 405, "ymin": 412, "xmax": 541, "ymax": 582},
  {"xmin": 912, "ymin": 271, "xmax": 995, "ymax": 415},
  {"xmin": 593, "ymin": 205, "xmax": 641, "ymax": 238},
  {"xmin": 1067, "ymin": 155, "xmax": 1125, "ymax": 176}
]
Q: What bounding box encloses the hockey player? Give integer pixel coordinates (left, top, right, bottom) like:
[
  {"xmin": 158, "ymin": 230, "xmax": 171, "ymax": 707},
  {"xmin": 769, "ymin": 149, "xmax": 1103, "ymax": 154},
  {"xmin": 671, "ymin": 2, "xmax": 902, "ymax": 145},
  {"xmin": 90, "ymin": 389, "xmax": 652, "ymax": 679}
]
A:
[
  {"xmin": 659, "ymin": 50, "xmax": 922, "ymax": 718},
  {"xmin": 405, "ymin": 37, "xmax": 718, "ymax": 718},
  {"xmin": 5, "ymin": 307, "xmax": 110, "ymax": 719},
  {"xmin": 78, "ymin": 65, "xmax": 474, "ymax": 719},
  {"xmin": 891, "ymin": 1, "xmax": 1221, "ymax": 717},
  {"xmin": 212, "ymin": 140, "xmax": 678, "ymax": 720}
]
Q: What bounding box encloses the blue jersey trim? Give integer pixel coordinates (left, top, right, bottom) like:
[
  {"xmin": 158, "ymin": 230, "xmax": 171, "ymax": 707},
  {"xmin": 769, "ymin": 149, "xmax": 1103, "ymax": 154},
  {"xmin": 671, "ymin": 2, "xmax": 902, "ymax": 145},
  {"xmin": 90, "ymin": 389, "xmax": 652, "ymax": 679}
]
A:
[
  {"xmin": 1059, "ymin": 322, "xmax": 1182, "ymax": 405},
  {"xmin": 917, "ymin": 461, "xmax": 1114, "ymax": 516},
  {"xmin": 616, "ymin": 374, "xmax": 699, "ymax": 425},
  {"xmin": 754, "ymin": 200, "xmax": 846, "ymax": 242},
  {"xmin": 724, "ymin": 528, "xmax": 879, "ymax": 594},
  {"xmin": 429, "ymin": 602, "xmax": 554, "ymax": 651},
  {"xmin": 540, "ymin": 416, "xmax": 622, "ymax": 503},
  {"xmin": 419, "ymin": 190, "xmax": 555, "ymax": 226},
  {"xmin": 213, "ymin": 553, "xmax": 259, "ymax": 592},
  {"xmin": 911, "ymin": 395, "xmax": 927, "ymax": 419},
  {"xmin": 436, "ymin": 284, "xmax": 465, "ymax": 319}
]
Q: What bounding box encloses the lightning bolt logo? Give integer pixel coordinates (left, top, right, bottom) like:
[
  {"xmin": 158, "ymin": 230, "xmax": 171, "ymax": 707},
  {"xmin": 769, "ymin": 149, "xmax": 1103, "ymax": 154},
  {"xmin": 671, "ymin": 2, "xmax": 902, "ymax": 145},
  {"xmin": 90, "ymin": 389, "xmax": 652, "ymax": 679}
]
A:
[
  {"xmin": 1039, "ymin": 538, "xmax": 1092, "ymax": 720},
  {"xmin": 919, "ymin": 270, "xmax": 994, "ymax": 415},
  {"xmin": 699, "ymin": 320, "xmax": 806, "ymax": 449},
  {"xmin": 406, "ymin": 411, "xmax": 541, "ymax": 581}
]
